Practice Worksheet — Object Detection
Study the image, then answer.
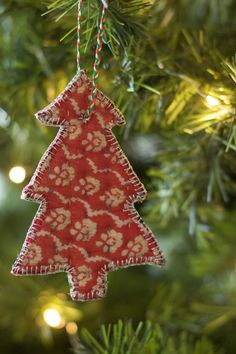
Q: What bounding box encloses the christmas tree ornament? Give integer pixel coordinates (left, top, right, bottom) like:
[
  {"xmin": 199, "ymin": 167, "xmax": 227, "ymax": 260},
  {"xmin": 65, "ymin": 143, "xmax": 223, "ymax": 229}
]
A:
[{"xmin": 11, "ymin": 0, "xmax": 165, "ymax": 301}]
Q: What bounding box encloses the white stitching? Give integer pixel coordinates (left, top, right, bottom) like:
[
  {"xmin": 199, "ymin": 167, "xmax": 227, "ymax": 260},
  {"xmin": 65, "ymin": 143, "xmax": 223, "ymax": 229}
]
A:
[{"xmin": 11, "ymin": 70, "xmax": 165, "ymax": 301}]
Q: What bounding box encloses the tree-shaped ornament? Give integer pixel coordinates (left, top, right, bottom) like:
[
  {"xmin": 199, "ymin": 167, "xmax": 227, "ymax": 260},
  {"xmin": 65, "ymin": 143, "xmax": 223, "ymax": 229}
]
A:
[{"xmin": 11, "ymin": 0, "xmax": 165, "ymax": 301}]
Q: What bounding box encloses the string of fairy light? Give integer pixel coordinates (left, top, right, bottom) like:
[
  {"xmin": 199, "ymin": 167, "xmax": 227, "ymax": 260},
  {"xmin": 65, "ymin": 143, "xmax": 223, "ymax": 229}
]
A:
[
  {"xmin": 3, "ymin": 0, "xmax": 233, "ymax": 340},
  {"xmin": 4, "ymin": 91, "xmax": 229, "ymax": 344},
  {"xmin": 5, "ymin": 4, "xmax": 111, "ymax": 338}
]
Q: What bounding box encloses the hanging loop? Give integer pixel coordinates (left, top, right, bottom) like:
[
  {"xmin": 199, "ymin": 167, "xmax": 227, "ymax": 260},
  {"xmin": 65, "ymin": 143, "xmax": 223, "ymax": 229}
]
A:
[
  {"xmin": 77, "ymin": 0, "xmax": 83, "ymax": 73},
  {"xmin": 76, "ymin": 0, "xmax": 109, "ymax": 122}
]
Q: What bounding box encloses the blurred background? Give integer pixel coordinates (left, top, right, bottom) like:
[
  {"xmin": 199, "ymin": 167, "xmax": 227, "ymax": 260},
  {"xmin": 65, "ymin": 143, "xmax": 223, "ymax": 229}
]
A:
[{"xmin": 0, "ymin": 0, "xmax": 236, "ymax": 353}]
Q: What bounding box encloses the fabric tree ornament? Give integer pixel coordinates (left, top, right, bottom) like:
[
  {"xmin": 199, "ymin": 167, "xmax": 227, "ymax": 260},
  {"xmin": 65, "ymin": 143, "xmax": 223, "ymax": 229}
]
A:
[{"xmin": 11, "ymin": 1, "xmax": 165, "ymax": 302}]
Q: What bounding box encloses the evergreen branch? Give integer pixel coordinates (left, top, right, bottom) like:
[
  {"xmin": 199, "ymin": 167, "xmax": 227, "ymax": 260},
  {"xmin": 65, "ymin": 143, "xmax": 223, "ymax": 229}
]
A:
[
  {"xmin": 43, "ymin": 0, "xmax": 151, "ymax": 55},
  {"xmin": 222, "ymin": 55, "xmax": 236, "ymax": 84},
  {"xmin": 78, "ymin": 320, "xmax": 221, "ymax": 354}
]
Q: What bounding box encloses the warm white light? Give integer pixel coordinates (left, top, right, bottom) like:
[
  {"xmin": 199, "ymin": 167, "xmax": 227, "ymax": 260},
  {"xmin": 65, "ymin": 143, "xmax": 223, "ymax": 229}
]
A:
[
  {"xmin": 43, "ymin": 308, "xmax": 64, "ymax": 328},
  {"xmin": 9, "ymin": 166, "xmax": 26, "ymax": 184},
  {"xmin": 66, "ymin": 322, "xmax": 78, "ymax": 335},
  {"xmin": 206, "ymin": 95, "xmax": 220, "ymax": 107}
]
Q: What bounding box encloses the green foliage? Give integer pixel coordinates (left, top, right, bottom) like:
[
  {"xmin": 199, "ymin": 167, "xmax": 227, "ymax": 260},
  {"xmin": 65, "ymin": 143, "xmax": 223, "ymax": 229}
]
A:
[
  {"xmin": 43, "ymin": 0, "xmax": 151, "ymax": 56},
  {"xmin": 76, "ymin": 320, "xmax": 221, "ymax": 354},
  {"xmin": 0, "ymin": 0, "xmax": 236, "ymax": 354}
]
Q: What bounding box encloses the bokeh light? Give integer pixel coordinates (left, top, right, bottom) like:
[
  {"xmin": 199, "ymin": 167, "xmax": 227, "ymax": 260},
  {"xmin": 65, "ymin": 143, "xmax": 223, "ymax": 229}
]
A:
[
  {"xmin": 9, "ymin": 166, "xmax": 26, "ymax": 184},
  {"xmin": 206, "ymin": 95, "xmax": 220, "ymax": 106},
  {"xmin": 43, "ymin": 308, "xmax": 65, "ymax": 328},
  {"xmin": 65, "ymin": 322, "xmax": 78, "ymax": 335}
]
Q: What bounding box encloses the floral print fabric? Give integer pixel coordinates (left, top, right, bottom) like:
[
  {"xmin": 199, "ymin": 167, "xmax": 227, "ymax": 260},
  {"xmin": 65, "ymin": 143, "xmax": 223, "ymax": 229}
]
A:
[{"xmin": 11, "ymin": 70, "xmax": 165, "ymax": 301}]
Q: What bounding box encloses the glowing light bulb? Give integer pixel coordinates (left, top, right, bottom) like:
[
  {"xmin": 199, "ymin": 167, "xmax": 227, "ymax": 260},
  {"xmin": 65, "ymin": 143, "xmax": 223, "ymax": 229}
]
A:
[
  {"xmin": 9, "ymin": 166, "xmax": 26, "ymax": 184},
  {"xmin": 43, "ymin": 308, "xmax": 65, "ymax": 328},
  {"xmin": 66, "ymin": 322, "xmax": 78, "ymax": 335},
  {"xmin": 206, "ymin": 95, "xmax": 220, "ymax": 107}
]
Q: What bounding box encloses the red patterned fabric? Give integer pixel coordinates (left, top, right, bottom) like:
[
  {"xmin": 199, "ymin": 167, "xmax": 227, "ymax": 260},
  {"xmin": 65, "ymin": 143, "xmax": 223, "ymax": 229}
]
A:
[{"xmin": 11, "ymin": 70, "xmax": 165, "ymax": 301}]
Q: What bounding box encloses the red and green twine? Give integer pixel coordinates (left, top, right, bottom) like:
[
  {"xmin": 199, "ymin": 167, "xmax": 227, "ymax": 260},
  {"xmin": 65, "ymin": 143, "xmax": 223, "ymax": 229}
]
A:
[{"xmin": 77, "ymin": 0, "xmax": 109, "ymax": 122}]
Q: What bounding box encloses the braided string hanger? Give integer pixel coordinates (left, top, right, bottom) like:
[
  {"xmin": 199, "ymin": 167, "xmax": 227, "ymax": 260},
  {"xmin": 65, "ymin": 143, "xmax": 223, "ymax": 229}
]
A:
[{"xmin": 77, "ymin": 0, "xmax": 109, "ymax": 122}]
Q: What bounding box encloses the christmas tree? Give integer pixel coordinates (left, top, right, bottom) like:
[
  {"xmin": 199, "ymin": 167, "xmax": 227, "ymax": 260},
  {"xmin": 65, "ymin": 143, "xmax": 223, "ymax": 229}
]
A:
[{"xmin": 0, "ymin": 0, "xmax": 236, "ymax": 353}]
